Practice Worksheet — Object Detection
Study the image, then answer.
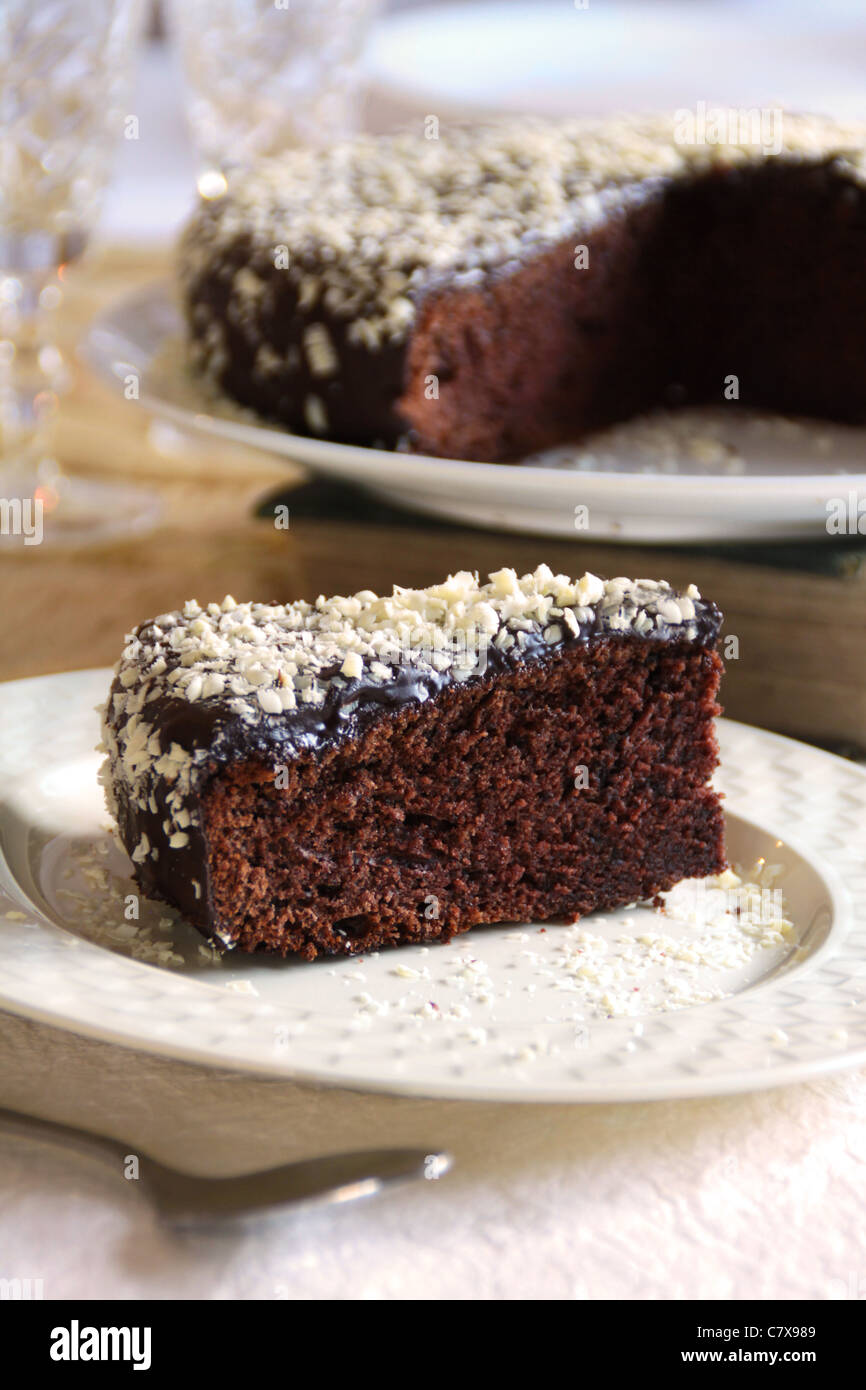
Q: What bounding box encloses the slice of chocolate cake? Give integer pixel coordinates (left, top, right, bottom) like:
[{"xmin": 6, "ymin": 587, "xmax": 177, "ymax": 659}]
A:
[{"xmin": 100, "ymin": 569, "xmax": 726, "ymax": 958}]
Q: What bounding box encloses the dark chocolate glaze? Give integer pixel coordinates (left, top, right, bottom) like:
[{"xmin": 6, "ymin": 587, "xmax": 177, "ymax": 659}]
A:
[{"xmin": 184, "ymin": 228, "xmax": 410, "ymax": 448}]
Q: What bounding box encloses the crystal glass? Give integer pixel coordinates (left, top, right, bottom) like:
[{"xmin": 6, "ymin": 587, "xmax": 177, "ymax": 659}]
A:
[
  {"xmin": 0, "ymin": 0, "xmax": 159, "ymax": 547},
  {"xmin": 170, "ymin": 0, "xmax": 383, "ymax": 191}
]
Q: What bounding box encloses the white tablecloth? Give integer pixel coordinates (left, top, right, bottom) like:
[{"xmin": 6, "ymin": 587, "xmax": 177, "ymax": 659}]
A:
[{"xmin": 1, "ymin": 1008, "xmax": 863, "ymax": 1300}]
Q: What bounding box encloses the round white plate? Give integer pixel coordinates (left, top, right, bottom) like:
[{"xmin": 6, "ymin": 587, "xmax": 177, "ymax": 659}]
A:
[
  {"xmin": 83, "ymin": 284, "xmax": 866, "ymax": 543},
  {"xmin": 1, "ymin": 668, "xmax": 865, "ymax": 1102}
]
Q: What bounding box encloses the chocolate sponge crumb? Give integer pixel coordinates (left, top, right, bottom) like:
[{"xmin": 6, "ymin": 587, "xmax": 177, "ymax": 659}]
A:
[{"xmin": 201, "ymin": 638, "xmax": 725, "ymax": 958}]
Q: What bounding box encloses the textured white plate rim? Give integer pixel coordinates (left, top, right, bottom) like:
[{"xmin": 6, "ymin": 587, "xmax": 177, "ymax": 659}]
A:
[
  {"xmin": 6, "ymin": 991, "xmax": 865, "ymax": 1106},
  {"xmin": 1, "ymin": 668, "xmax": 865, "ymax": 1103},
  {"xmin": 82, "ymin": 285, "xmax": 866, "ymax": 503}
]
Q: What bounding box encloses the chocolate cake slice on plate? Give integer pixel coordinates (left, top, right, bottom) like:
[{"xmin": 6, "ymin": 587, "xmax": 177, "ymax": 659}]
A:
[{"xmin": 100, "ymin": 568, "xmax": 726, "ymax": 958}]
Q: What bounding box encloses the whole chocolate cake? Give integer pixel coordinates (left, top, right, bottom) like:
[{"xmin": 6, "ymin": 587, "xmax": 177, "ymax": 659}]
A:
[
  {"xmin": 100, "ymin": 568, "xmax": 726, "ymax": 958},
  {"xmin": 179, "ymin": 111, "xmax": 866, "ymax": 462}
]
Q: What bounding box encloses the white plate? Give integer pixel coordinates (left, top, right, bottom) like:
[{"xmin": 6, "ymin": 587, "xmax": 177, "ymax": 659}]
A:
[
  {"xmin": 83, "ymin": 284, "xmax": 866, "ymax": 543},
  {"xmin": 1, "ymin": 668, "xmax": 865, "ymax": 1103}
]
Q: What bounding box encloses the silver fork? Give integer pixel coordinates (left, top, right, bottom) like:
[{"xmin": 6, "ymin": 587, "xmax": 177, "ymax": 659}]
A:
[{"xmin": 0, "ymin": 1105, "xmax": 451, "ymax": 1229}]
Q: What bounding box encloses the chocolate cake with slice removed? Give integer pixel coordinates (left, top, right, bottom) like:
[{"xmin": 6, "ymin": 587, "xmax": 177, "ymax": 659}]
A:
[
  {"xmin": 100, "ymin": 568, "xmax": 726, "ymax": 958},
  {"xmin": 179, "ymin": 111, "xmax": 866, "ymax": 461}
]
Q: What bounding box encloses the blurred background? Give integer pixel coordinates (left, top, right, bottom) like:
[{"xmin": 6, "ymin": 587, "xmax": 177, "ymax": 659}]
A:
[{"xmin": 104, "ymin": 0, "xmax": 866, "ymax": 246}]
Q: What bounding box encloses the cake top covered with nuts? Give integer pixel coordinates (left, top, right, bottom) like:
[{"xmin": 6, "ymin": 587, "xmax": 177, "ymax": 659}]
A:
[
  {"xmin": 180, "ymin": 111, "xmax": 866, "ymax": 349},
  {"xmin": 107, "ymin": 565, "xmax": 715, "ymax": 729}
]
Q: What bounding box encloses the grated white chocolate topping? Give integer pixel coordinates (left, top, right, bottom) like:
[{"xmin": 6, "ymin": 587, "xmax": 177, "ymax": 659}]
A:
[
  {"xmin": 110, "ymin": 567, "xmax": 707, "ymax": 721},
  {"xmin": 179, "ymin": 111, "xmax": 866, "ymax": 352}
]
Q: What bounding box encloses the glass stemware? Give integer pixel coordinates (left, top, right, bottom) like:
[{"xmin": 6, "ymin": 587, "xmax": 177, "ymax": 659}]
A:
[
  {"xmin": 0, "ymin": 0, "xmax": 160, "ymax": 548},
  {"xmin": 169, "ymin": 0, "xmax": 383, "ymax": 195}
]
